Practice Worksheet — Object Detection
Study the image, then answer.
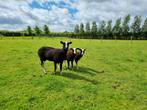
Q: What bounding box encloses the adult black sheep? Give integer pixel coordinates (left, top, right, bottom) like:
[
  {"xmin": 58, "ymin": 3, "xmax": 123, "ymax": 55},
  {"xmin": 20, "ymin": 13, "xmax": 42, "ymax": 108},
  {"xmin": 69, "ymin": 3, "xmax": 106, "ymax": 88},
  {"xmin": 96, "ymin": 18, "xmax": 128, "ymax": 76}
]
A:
[{"xmin": 38, "ymin": 41, "xmax": 72, "ymax": 75}]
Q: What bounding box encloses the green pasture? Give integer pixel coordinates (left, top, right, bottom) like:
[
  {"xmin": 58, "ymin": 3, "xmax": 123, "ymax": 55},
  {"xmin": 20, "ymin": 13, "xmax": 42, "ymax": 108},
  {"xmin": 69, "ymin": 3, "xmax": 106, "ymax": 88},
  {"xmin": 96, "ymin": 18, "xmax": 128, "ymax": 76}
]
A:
[{"xmin": 0, "ymin": 37, "xmax": 147, "ymax": 110}]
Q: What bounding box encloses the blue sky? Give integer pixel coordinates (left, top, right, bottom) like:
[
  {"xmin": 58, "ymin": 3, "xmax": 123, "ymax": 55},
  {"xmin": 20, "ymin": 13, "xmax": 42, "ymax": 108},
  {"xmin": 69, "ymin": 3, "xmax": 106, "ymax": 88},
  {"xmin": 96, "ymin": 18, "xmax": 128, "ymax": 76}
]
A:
[
  {"xmin": 30, "ymin": 0, "xmax": 78, "ymax": 16},
  {"xmin": 0, "ymin": 0, "xmax": 147, "ymax": 32}
]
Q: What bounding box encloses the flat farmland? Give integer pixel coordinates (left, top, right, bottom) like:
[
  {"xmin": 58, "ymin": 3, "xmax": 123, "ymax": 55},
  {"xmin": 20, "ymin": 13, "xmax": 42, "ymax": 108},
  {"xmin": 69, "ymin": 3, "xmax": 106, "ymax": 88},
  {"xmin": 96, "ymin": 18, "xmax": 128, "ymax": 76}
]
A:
[{"xmin": 0, "ymin": 37, "xmax": 147, "ymax": 110}]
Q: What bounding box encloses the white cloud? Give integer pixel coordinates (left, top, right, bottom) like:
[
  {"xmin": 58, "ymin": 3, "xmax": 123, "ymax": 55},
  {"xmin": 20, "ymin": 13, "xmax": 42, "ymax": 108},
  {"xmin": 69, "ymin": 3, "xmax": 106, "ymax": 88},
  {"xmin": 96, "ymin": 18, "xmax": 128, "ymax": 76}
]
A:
[{"xmin": 0, "ymin": 0, "xmax": 147, "ymax": 31}]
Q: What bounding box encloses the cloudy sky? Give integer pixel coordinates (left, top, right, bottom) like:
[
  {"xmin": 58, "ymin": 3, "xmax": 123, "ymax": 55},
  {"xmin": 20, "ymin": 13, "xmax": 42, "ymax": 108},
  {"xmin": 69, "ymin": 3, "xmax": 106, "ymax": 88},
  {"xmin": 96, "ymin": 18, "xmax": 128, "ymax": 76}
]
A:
[{"xmin": 0, "ymin": 0, "xmax": 147, "ymax": 32}]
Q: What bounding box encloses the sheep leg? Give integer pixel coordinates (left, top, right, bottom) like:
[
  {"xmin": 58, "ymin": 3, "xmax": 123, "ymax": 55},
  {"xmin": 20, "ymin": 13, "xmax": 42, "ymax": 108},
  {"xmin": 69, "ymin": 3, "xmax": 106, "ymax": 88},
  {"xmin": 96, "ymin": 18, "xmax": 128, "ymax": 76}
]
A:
[
  {"xmin": 54, "ymin": 62, "xmax": 57, "ymax": 74},
  {"xmin": 67, "ymin": 60, "xmax": 70, "ymax": 69},
  {"xmin": 71, "ymin": 60, "xmax": 74, "ymax": 70},
  {"xmin": 60, "ymin": 62, "xmax": 63, "ymax": 75},
  {"xmin": 41, "ymin": 60, "xmax": 47, "ymax": 74},
  {"xmin": 75, "ymin": 60, "xmax": 79, "ymax": 70}
]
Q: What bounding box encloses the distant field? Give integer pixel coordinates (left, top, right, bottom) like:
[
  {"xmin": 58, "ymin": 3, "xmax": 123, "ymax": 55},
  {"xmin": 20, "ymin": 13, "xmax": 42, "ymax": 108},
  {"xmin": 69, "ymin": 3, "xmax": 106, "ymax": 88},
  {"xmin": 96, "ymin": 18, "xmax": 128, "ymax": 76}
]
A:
[{"xmin": 0, "ymin": 37, "xmax": 147, "ymax": 110}]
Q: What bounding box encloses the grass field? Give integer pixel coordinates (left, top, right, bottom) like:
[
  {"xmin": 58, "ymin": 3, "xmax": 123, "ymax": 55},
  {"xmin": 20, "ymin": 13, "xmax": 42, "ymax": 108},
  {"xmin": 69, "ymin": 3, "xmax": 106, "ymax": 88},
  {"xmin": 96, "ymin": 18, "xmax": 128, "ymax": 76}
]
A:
[{"xmin": 0, "ymin": 37, "xmax": 147, "ymax": 110}]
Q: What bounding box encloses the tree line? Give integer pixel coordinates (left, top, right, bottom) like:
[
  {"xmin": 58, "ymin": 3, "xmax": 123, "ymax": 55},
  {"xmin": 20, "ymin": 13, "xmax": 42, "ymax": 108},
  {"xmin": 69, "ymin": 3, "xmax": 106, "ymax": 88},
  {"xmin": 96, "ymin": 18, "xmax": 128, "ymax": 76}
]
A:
[
  {"xmin": 73, "ymin": 15, "xmax": 147, "ymax": 40},
  {"xmin": 0, "ymin": 25, "xmax": 50, "ymax": 38},
  {"xmin": 0, "ymin": 25, "xmax": 72, "ymax": 38},
  {"xmin": 0, "ymin": 15, "xmax": 147, "ymax": 40}
]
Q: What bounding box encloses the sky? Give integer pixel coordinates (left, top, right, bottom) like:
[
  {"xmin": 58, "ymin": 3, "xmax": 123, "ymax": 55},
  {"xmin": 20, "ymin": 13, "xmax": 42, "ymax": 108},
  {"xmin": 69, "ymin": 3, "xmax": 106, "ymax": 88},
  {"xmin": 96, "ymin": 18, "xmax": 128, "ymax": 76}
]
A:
[{"xmin": 0, "ymin": 0, "xmax": 147, "ymax": 32}]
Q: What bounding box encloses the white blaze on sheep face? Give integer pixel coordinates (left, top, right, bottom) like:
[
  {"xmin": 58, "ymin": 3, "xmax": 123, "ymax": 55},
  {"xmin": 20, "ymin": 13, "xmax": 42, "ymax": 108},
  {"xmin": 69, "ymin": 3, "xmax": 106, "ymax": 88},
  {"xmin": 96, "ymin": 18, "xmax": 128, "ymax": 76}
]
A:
[
  {"xmin": 73, "ymin": 48, "xmax": 76, "ymax": 54},
  {"xmin": 65, "ymin": 42, "xmax": 68, "ymax": 48},
  {"xmin": 81, "ymin": 49, "xmax": 84, "ymax": 55}
]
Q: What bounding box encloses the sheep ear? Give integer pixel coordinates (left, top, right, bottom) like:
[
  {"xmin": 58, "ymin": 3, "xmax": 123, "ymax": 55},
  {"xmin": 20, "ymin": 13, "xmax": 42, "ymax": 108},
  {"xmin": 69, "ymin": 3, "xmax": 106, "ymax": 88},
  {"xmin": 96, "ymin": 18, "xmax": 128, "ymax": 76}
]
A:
[
  {"xmin": 76, "ymin": 48, "xmax": 80, "ymax": 51},
  {"xmin": 60, "ymin": 41, "xmax": 64, "ymax": 44},
  {"xmin": 69, "ymin": 42, "xmax": 72, "ymax": 44}
]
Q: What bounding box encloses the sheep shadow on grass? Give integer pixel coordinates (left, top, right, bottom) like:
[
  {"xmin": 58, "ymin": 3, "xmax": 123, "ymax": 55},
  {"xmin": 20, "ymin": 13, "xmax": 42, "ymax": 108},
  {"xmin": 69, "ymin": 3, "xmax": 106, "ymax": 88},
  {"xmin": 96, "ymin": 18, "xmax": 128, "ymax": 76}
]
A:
[
  {"xmin": 65, "ymin": 66, "xmax": 104, "ymax": 76},
  {"xmin": 77, "ymin": 66, "xmax": 104, "ymax": 75},
  {"xmin": 57, "ymin": 67, "xmax": 104, "ymax": 85},
  {"xmin": 60, "ymin": 71, "xmax": 99, "ymax": 85}
]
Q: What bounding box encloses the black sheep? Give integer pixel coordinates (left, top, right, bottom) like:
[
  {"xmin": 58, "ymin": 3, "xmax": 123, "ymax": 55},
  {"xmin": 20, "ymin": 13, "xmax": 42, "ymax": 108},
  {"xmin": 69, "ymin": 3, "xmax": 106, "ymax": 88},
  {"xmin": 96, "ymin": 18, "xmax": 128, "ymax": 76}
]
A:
[
  {"xmin": 38, "ymin": 41, "xmax": 72, "ymax": 75},
  {"xmin": 66, "ymin": 48, "xmax": 77, "ymax": 69},
  {"xmin": 74, "ymin": 48, "xmax": 86, "ymax": 69}
]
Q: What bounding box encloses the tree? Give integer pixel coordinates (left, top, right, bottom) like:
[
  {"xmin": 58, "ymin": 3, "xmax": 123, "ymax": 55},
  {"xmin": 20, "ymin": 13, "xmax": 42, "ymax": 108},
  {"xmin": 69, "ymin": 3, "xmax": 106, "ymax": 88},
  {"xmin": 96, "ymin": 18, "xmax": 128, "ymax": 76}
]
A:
[
  {"xmin": 27, "ymin": 26, "xmax": 33, "ymax": 36},
  {"xmin": 122, "ymin": 14, "xmax": 130, "ymax": 39},
  {"xmin": 98, "ymin": 20, "xmax": 106, "ymax": 39},
  {"xmin": 91, "ymin": 21, "xmax": 97, "ymax": 34},
  {"xmin": 74, "ymin": 24, "xmax": 79, "ymax": 33},
  {"xmin": 105, "ymin": 20, "xmax": 112, "ymax": 39},
  {"xmin": 80, "ymin": 23, "xmax": 84, "ymax": 33},
  {"xmin": 131, "ymin": 16, "xmax": 141, "ymax": 39},
  {"xmin": 91, "ymin": 21, "xmax": 97, "ymax": 38},
  {"xmin": 112, "ymin": 18, "xmax": 122, "ymax": 40},
  {"xmin": 85, "ymin": 22, "xmax": 90, "ymax": 33},
  {"xmin": 43, "ymin": 25, "xmax": 50, "ymax": 35},
  {"xmin": 34, "ymin": 26, "xmax": 42, "ymax": 36},
  {"xmin": 142, "ymin": 18, "xmax": 147, "ymax": 39}
]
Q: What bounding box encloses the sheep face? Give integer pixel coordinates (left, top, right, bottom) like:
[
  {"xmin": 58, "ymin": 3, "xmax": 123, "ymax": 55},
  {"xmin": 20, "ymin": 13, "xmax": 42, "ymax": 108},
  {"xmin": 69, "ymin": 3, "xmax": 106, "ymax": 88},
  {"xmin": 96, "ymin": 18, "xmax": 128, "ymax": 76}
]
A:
[
  {"xmin": 81, "ymin": 49, "xmax": 86, "ymax": 55},
  {"xmin": 73, "ymin": 48, "xmax": 77, "ymax": 54},
  {"xmin": 60, "ymin": 41, "xmax": 72, "ymax": 50}
]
